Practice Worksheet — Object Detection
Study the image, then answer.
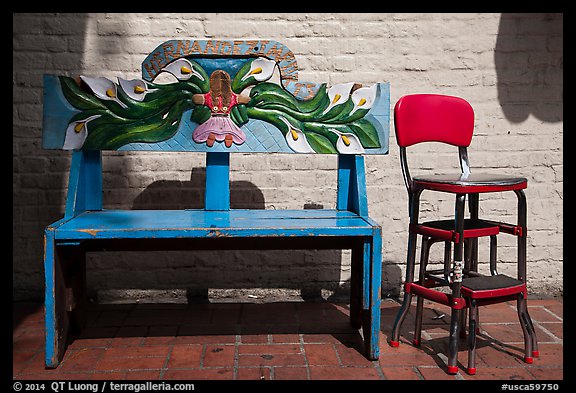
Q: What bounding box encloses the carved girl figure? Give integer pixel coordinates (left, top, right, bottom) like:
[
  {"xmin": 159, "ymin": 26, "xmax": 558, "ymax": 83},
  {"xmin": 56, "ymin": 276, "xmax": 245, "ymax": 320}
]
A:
[{"xmin": 192, "ymin": 70, "xmax": 250, "ymax": 148}]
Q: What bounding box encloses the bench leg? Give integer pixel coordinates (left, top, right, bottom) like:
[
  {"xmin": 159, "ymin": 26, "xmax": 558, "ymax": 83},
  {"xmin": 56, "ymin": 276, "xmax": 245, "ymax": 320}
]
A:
[
  {"xmin": 350, "ymin": 240, "xmax": 363, "ymax": 329},
  {"xmin": 44, "ymin": 230, "xmax": 86, "ymax": 368},
  {"xmin": 362, "ymin": 231, "xmax": 382, "ymax": 361}
]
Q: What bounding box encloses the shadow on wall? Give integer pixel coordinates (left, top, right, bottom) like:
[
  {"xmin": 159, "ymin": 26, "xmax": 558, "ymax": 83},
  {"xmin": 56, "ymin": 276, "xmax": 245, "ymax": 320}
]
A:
[
  {"xmin": 132, "ymin": 168, "xmax": 267, "ymax": 210},
  {"xmin": 13, "ymin": 13, "xmax": 90, "ymax": 302},
  {"xmin": 382, "ymin": 262, "xmax": 403, "ymax": 298},
  {"xmin": 85, "ymin": 171, "xmax": 346, "ymax": 303},
  {"xmin": 495, "ymin": 13, "xmax": 563, "ymax": 123}
]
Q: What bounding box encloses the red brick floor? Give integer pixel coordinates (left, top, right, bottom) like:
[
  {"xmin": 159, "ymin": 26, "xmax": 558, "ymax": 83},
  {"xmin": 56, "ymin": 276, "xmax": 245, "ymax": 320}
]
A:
[{"xmin": 12, "ymin": 298, "xmax": 563, "ymax": 380}]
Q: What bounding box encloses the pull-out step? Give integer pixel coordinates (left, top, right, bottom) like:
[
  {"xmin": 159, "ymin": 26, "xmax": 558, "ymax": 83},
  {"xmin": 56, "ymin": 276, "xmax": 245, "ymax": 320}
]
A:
[{"xmin": 461, "ymin": 274, "xmax": 526, "ymax": 299}]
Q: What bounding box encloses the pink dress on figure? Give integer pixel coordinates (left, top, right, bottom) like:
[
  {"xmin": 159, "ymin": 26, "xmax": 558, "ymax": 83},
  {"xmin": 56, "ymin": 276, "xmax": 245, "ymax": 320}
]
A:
[{"xmin": 192, "ymin": 92, "xmax": 246, "ymax": 147}]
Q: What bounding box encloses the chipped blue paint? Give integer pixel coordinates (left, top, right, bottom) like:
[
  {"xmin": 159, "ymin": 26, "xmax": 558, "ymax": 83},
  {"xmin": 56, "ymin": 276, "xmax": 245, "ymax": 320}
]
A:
[
  {"xmin": 41, "ymin": 41, "xmax": 387, "ymax": 366},
  {"xmin": 65, "ymin": 150, "xmax": 102, "ymax": 219},
  {"xmin": 44, "ymin": 217, "xmax": 71, "ymax": 368},
  {"xmin": 205, "ymin": 152, "xmax": 230, "ymax": 211},
  {"xmin": 44, "ymin": 228, "xmax": 56, "ymax": 367},
  {"xmin": 337, "ymin": 155, "xmax": 369, "ymax": 216},
  {"xmin": 369, "ymin": 226, "xmax": 383, "ymax": 359},
  {"xmin": 363, "ymin": 239, "xmax": 372, "ymax": 311},
  {"xmin": 42, "ymin": 150, "xmax": 385, "ymax": 365},
  {"xmin": 365, "ymin": 82, "xmax": 391, "ymax": 155},
  {"xmin": 42, "ymin": 75, "xmax": 80, "ymax": 149},
  {"xmin": 53, "ymin": 209, "xmax": 377, "ymax": 240}
]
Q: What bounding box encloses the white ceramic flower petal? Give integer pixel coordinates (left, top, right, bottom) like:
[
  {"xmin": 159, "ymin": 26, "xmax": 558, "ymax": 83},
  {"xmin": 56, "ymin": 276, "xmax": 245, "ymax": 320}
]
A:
[
  {"xmin": 162, "ymin": 58, "xmax": 204, "ymax": 81},
  {"xmin": 241, "ymin": 58, "xmax": 276, "ymax": 82},
  {"xmin": 279, "ymin": 117, "xmax": 315, "ymax": 153},
  {"xmin": 62, "ymin": 115, "xmax": 101, "ymax": 150},
  {"xmin": 118, "ymin": 78, "xmax": 154, "ymax": 102},
  {"xmin": 80, "ymin": 76, "xmax": 116, "ymax": 99},
  {"xmin": 285, "ymin": 129, "xmax": 315, "ymax": 153},
  {"xmin": 329, "ymin": 128, "xmax": 365, "ymax": 154},
  {"xmin": 80, "ymin": 76, "xmax": 128, "ymax": 108},
  {"xmin": 350, "ymin": 84, "xmax": 378, "ymax": 116},
  {"xmin": 336, "ymin": 133, "xmax": 365, "ymax": 154},
  {"xmin": 321, "ymin": 82, "xmax": 355, "ymax": 115}
]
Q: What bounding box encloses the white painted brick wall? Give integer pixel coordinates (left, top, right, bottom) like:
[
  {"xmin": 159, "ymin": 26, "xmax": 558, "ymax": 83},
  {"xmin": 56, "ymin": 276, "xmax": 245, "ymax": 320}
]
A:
[{"xmin": 12, "ymin": 13, "xmax": 563, "ymax": 302}]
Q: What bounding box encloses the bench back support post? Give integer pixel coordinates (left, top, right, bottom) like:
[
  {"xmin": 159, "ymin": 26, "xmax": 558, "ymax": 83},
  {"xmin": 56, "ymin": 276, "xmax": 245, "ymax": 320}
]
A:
[
  {"xmin": 337, "ymin": 155, "xmax": 368, "ymax": 217},
  {"xmin": 64, "ymin": 150, "xmax": 103, "ymax": 219},
  {"xmin": 205, "ymin": 152, "xmax": 230, "ymax": 211}
]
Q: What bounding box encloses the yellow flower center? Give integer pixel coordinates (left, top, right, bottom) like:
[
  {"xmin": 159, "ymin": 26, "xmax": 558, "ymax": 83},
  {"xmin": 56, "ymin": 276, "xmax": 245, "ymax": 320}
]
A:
[
  {"xmin": 105, "ymin": 88, "xmax": 116, "ymax": 98},
  {"xmin": 249, "ymin": 67, "xmax": 263, "ymax": 75},
  {"xmin": 74, "ymin": 122, "xmax": 84, "ymax": 133},
  {"xmin": 332, "ymin": 94, "xmax": 341, "ymax": 104},
  {"xmin": 290, "ymin": 129, "xmax": 299, "ymax": 141},
  {"xmin": 134, "ymin": 85, "xmax": 146, "ymax": 94},
  {"xmin": 358, "ymin": 98, "xmax": 367, "ymax": 106},
  {"xmin": 180, "ymin": 66, "xmax": 192, "ymax": 75},
  {"xmin": 341, "ymin": 135, "xmax": 351, "ymax": 146}
]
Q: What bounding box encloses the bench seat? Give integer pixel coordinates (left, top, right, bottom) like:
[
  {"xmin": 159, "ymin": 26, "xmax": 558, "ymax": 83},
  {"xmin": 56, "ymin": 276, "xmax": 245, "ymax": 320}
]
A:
[{"xmin": 52, "ymin": 209, "xmax": 378, "ymax": 240}]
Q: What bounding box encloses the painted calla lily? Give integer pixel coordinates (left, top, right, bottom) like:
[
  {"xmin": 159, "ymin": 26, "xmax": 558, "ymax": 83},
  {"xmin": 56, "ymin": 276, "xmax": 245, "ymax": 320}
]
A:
[
  {"xmin": 162, "ymin": 58, "xmax": 204, "ymax": 81},
  {"xmin": 350, "ymin": 84, "xmax": 378, "ymax": 116},
  {"xmin": 62, "ymin": 115, "xmax": 101, "ymax": 150},
  {"xmin": 321, "ymin": 82, "xmax": 355, "ymax": 115},
  {"xmin": 80, "ymin": 76, "xmax": 128, "ymax": 109},
  {"xmin": 118, "ymin": 78, "xmax": 157, "ymax": 101},
  {"xmin": 279, "ymin": 117, "xmax": 315, "ymax": 153},
  {"xmin": 241, "ymin": 58, "xmax": 276, "ymax": 82},
  {"xmin": 329, "ymin": 128, "xmax": 365, "ymax": 154}
]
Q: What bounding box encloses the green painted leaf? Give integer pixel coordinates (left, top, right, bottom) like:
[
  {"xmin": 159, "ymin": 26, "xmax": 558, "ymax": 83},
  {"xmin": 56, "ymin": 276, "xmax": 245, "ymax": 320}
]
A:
[
  {"xmin": 113, "ymin": 87, "xmax": 196, "ymax": 120},
  {"xmin": 229, "ymin": 106, "xmax": 241, "ymax": 126},
  {"xmin": 230, "ymin": 105, "xmax": 249, "ymax": 127},
  {"xmin": 248, "ymin": 82, "xmax": 328, "ymax": 114},
  {"xmin": 59, "ymin": 76, "xmax": 107, "ymax": 111},
  {"xmin": 231, "ymin": 59, "xmax": 255, "ymax": 93},
  {"xmin": 348, "ymin": 119, "xmax": 381, "ymax": 148},
  {"xmin": 190, "ymin": 105, "xmax": 211, "ymax": 124},
  {"xmin": 318, "ymin": 99, "xmax": 354, "ymax": 122},
  {"xmin": 301, "ymin": 123, "xmax": 339, "ymax": 145},
  {"xmin": 246, "ymin": 107, "xmax": 304, "ymax": 135},
  {"xmin": 236, "ymin": 104, "xmax": 249, "ymax": 124},
  {"xmin": 184, "ymin": 58, "xmax": 210, "ymax": 92},
  {"xmin": 83, "ymin": 99, "xmax": 192, "ymax": 150},
  {"xmin": 304, "ymin": 132, "xmax": 338, "ymax": 154}
]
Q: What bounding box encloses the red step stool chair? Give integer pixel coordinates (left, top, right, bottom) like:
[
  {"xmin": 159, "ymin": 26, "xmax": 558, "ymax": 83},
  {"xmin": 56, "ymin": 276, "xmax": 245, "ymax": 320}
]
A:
[{"xmin": 389, "ymin": 94, "xmax": 538, "ymax": 375}]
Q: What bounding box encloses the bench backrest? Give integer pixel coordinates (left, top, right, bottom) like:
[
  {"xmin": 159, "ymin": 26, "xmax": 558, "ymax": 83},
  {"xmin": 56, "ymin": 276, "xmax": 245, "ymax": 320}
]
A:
[
  {"xmin": 41, "ymin": 39, "xmax": 389, "ymax": 217},
  {"xmin": 43, "ymin": 39, "xmax": 389, "ymax": 155}
]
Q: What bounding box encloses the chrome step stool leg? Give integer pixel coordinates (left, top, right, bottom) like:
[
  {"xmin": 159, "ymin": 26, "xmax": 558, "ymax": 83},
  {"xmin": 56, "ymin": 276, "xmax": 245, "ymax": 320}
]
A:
[
  {"xmin": 459, "ymin": 239, "xmax": 472, "ymax": 339},
  {"xmin": 447, "ymin": 193, "xmax": 466, "ymax": 374},
  {"xmin": 390, "ymin": 230, "xmax": 417, "ymax": 346},
  {"xmin": 515, "ymin": 189, "xmax": 539, "ymax": 362},
  {"xmin": 391, "ymin": 190, "xmax": 422, "ymax": 347},
  {"xmin": 467, "ymin": 298, "xmax": 478, "ymax": 375},
  {"xmin": 413, "ymin": 236, "xmax": 432, "ymax": 347},
  {"xmin": 469, "ymin": 193, "xmax": 480, "ymax": 336}
]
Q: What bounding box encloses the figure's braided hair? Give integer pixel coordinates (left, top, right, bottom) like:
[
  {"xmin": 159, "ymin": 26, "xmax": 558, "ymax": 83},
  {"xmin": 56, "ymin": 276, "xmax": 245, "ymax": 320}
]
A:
[{"xmin": 209, "ymin": 70, "xmax": 232, "ymax": 107}]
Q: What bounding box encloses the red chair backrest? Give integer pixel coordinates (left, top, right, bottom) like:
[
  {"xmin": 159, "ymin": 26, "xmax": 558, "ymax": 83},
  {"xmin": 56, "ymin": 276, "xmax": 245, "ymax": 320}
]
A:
[{"xmin": 394, "ymin": 94, "xmax": 475, "ymax": 148}]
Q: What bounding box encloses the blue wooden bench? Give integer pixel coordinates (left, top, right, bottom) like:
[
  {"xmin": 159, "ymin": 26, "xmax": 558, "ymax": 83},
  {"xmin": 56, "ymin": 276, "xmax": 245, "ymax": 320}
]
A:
[{"xmin": 41, "ymin": 39, "xmax": 390, "ymax": 368}]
